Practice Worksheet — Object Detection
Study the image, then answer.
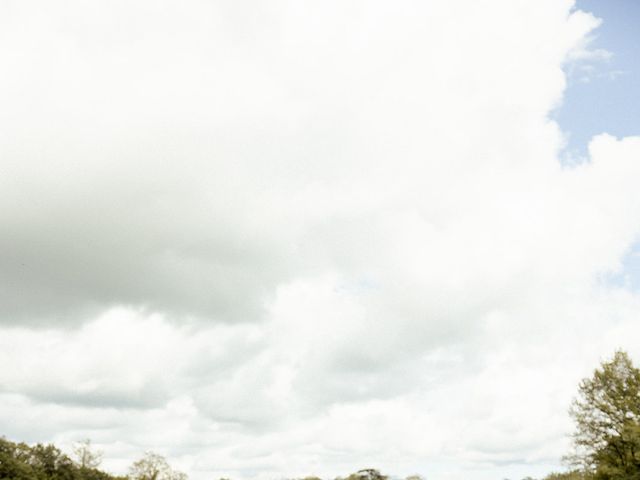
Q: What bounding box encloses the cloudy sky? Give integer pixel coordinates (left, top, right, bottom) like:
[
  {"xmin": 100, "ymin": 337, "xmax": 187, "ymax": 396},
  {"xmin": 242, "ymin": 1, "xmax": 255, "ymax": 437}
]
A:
[{"xmin": 1, "ymin": 1, "xmax": 640, "ymax": 479}]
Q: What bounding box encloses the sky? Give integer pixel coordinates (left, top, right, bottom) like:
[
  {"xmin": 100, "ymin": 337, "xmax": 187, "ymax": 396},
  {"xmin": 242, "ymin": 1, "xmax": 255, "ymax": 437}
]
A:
[
  {"xmin": 1, "ymin": 2, "xmax": 639, "ymax": 480},
  {"xmin": 556, "ymin": 0, "xmax": 640, "ymax": 157}
]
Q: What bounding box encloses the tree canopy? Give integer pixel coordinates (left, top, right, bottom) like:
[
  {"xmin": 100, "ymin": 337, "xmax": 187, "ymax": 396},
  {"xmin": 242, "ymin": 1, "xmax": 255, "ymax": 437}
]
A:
[
  {"xmin": 128, "ymin": 452, "xmax": 186, "ymax": 480},
  {"xmin": 0, "ymin": 437, "xmax": 123, "ymax": 480},
  {"xmin": 567, "ymin": 350, "xmax": 640, "ymax": 479}
]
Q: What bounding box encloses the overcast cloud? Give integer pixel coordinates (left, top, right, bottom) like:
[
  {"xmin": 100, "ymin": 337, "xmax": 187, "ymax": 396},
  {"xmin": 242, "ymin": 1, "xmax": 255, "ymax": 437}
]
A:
[{"xmin": 1, "ymin": 1, "xmax": 640, "ymax": 479}]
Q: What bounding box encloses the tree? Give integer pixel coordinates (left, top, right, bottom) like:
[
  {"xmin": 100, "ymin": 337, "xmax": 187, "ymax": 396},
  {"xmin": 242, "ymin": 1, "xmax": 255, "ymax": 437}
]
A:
[
  {"xmin": 72, "ymin": 439, "xmax": 103, "ymax": 470},
  {"xmin": 567, "ymin": 350, "xmax": 640, "ymax": 479},
  {"xmin": 128, "ymin": 452, "xmax": 187, "ymax": 480},
  {"xmin": 29, "ymin": 443, "xmax": 77, "ymax": 480},
  {"xmin": 405, "ymin": 475, "xmax": 424, "ymax": 480},
  {"xmin": 344, "ymin": 469, "xmax": 388, "ymax": 480},
  {"xmin": 544, "ymin": 471, "xmax": 589, "ymax": 480},
  {"xmin": 0, "ymin": 436, "xmax": 126, "ymax": 480},
  {"xmin": 0, "ymin": 437, "xmax": 36, "ymax": 480}
]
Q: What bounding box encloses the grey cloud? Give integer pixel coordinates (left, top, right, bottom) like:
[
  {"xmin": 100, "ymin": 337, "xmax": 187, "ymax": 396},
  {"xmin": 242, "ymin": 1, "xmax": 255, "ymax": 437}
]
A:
[
  {"xmin": 0, "ymin": 132, "xmax": 298, "ymax": 325},
  {"xmin": 10, "ymin": 383, "xmax": 169, "ymax": 410}
]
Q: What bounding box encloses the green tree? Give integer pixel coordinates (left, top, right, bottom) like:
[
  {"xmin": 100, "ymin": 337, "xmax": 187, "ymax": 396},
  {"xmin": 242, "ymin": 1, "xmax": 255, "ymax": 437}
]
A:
[
  {"xmin": 0, "ymin": 437, "xmax": 37, "ymax": 480},
  {"xmin": 344, "ymin": 469, "xmax": 388, "ymax": 480},
  {"xmin": 0, "ymin": 436, "xmax": 125, "ymax": 480},
  {"xmin": 29, "ymin": 443, "xmax": 77, "ymax": 480},
  {"xmin": 543, "ymin": 470, "xmax": 590, "ymax": 480},
  {"xmin": 567, "ymin": 350, "xmax": 640, "ymax": 479}
]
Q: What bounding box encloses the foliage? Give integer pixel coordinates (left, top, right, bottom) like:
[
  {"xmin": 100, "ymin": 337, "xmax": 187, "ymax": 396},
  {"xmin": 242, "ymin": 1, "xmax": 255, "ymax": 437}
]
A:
[
  {"xmin": 341, "ymin": 469, "xmax": 388, "ymax": 480},
  {"xmin": 567, "ymin": 350, "xmax": 640, "ymax": 479},
  {"xmin": 128, "ymin": 451, "xmax": 186, "ymax": 480},
  {"xmin": 72, "ymin": 439, "xmax": 103, "ymax": 470},
  {"xmin": 0, "ymin": 436, "xmax": 125, "ymax": 480},
  {"xmin": 543, "ymin": 470, "xmax": 591, "ymax": 480},
  {"xmin": 405, "ymin": 475, "xmax": 423, "ymax": 480},
  {"xmin": 0, "ymin": 437, "xmax": 35, "ymax": 480}
]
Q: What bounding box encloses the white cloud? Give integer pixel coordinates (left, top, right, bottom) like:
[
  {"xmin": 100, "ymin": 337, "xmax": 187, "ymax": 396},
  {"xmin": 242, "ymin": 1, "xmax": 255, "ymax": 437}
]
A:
[{"xmin": 1, "ymin": 1, "xmax": 640, "ymax": 479}]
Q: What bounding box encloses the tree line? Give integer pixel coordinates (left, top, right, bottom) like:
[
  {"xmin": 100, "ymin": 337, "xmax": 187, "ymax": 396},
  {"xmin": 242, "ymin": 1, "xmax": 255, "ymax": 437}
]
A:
[
  {"xmin": 0, "ymin": 440, "xmax": 405, "ymax": 480},
  {"xmin": 2, "ymin": 350, "xmax": 640, "ymax": 480},
  {"xmin": 0, "ymin": 439, "xmax": 188, "ymax": 480}
]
